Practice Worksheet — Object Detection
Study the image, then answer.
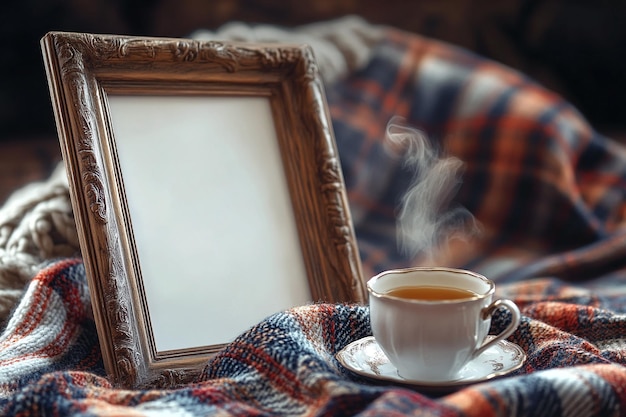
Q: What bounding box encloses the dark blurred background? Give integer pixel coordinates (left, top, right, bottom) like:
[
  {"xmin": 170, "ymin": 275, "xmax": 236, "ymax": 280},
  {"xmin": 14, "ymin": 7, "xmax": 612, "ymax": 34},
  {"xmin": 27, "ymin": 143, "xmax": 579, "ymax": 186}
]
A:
[{"xmin": 1, "ymin": 0, "xmax": 625, "ymax": 201}]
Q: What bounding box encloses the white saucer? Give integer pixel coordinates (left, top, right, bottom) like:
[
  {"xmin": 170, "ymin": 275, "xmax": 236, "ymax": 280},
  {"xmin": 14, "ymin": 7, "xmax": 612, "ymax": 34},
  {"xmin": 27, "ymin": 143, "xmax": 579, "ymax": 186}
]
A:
[{"xmin": 336, "ymin": 336, "xmax": 526, "ymax": 392}]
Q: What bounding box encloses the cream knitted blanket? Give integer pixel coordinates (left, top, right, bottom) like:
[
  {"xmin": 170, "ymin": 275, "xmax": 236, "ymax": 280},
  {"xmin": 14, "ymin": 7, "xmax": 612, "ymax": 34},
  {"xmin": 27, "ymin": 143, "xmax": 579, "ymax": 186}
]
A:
[{"xmin": 0, "ymin": 164, "xmax": 78, "ymax": 322}]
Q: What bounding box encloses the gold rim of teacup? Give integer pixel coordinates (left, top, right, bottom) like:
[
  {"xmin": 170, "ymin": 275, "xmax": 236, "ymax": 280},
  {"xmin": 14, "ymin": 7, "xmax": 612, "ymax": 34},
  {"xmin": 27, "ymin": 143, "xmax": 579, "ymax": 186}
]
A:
[{"xmin": 367, "ymin": 266, "xmax": 495, "ymax": 304}]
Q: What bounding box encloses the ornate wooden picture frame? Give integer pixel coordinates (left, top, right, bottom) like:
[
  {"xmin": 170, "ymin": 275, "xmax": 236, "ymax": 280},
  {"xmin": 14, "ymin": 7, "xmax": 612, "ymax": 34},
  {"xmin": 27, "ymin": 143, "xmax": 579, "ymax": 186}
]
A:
[{"xmin": 41, "ymin": 32, "xmax": 365, "ymax": 389}]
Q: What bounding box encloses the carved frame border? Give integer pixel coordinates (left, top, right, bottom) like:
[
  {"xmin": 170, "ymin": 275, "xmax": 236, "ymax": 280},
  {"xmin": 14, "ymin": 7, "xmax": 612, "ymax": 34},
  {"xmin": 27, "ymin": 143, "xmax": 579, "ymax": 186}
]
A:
[{"xmin": 41, "ymin": 31, "xmax": 365, "ymax": 389}]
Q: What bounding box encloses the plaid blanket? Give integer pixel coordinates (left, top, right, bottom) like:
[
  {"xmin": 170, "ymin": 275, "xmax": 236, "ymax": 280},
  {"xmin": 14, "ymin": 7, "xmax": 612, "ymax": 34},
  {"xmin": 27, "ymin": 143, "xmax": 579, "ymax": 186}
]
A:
[
  {"xmin": 330, "ymin": 29, "xmax": 626, "ymax": 281},
  {"xmin": 2, "ymin": 26, "xmax": 626, "ymax": 416},
  {"xmin": 1, "ymin": 260, "xmax": 626, "ymax": 415}
]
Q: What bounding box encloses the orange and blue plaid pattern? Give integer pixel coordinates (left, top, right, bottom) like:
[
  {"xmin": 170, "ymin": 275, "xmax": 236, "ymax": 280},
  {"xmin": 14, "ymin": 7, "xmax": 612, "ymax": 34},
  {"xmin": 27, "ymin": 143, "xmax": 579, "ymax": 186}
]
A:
[
  {"xmin": 2, "ymin": 259, "xmax": 626, "ymax": 415},
  {"xmin": 329, "ymin": 28, "xmax": 626, "ymax": 283}
]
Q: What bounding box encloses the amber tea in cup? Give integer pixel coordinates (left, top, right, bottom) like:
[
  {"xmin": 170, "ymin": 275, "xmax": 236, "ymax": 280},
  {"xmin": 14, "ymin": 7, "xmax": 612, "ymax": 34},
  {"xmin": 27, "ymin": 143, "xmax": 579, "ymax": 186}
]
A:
[{"xmin": 385, "ymin": 285, "xmax": 477, "ymax": 301}]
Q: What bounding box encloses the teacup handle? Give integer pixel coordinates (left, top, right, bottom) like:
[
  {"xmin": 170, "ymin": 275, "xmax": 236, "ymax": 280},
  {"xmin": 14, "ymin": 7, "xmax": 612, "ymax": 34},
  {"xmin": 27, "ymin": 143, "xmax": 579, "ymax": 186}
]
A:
[{"xmin": 473, "ymin": 299, "xmax": 521, "ymax": 359}]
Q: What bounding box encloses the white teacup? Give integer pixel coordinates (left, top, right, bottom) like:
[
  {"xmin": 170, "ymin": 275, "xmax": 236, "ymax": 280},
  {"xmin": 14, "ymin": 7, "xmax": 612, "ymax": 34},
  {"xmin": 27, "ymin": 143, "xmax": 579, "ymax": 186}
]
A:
[{"xmin": 367, "ymin": 266, "xmax": 520, "ymax": 382}]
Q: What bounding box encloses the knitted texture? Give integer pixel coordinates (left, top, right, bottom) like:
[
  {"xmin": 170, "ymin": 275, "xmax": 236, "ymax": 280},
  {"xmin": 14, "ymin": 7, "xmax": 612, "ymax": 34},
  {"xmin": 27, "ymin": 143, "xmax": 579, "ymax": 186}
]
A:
[
  {"xmin": 1, "ymin": 259, "xmax": 626, "ymax": 416},
  {"xmin": 0, "ymin": 164, "xmax": 78, "ymax": 324}
]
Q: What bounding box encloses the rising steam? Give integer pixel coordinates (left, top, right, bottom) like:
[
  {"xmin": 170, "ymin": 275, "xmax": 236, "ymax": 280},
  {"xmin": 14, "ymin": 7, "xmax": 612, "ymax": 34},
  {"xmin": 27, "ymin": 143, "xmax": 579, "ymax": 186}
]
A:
[{"xmin": 385, "ymin": 117, "xmax": 481, "ymax": 261}]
